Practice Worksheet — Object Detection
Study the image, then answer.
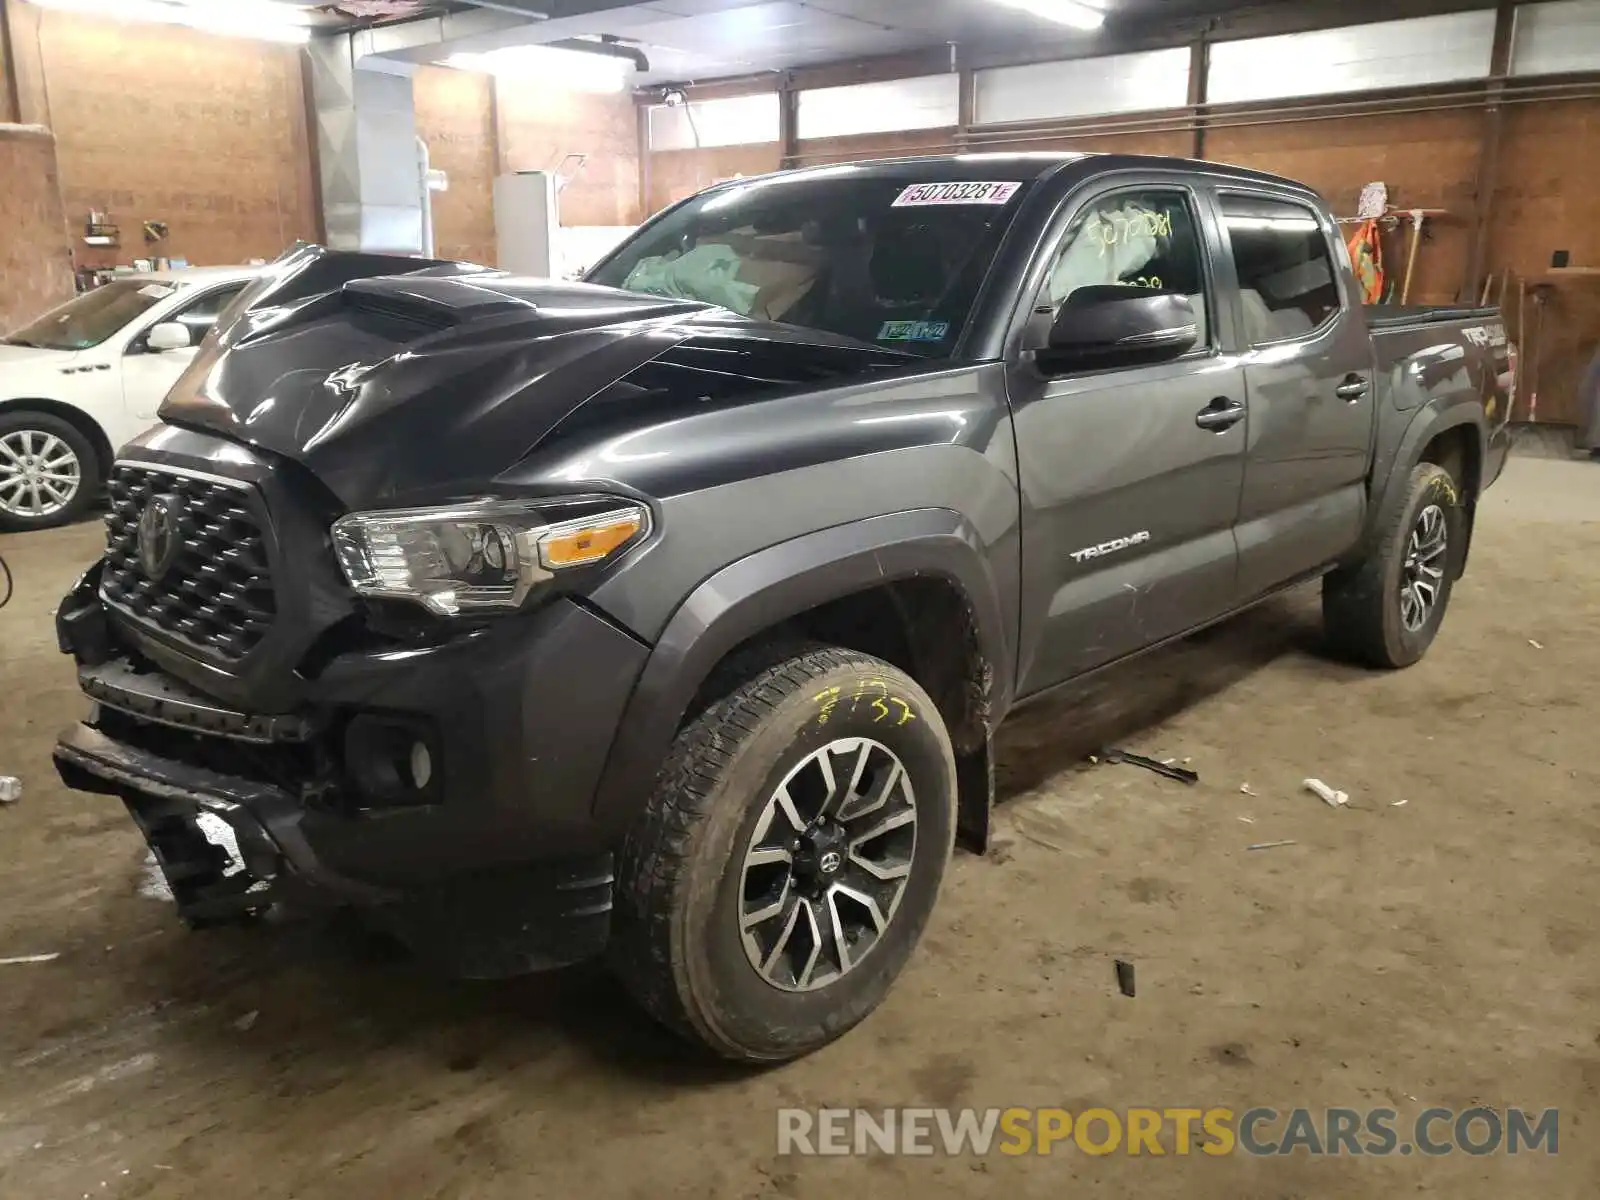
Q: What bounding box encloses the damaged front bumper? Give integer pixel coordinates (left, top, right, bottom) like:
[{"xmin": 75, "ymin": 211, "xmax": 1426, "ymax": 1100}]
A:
[
  {"xmin": 55, "ymin": 720, "xmax": 390, "ymax": 925},
  {"xmin": 51, "ymin": 563, "xmax": 629, "ymax": 977}
]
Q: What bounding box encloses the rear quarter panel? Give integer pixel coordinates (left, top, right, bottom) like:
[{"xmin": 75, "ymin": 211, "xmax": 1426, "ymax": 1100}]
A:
[{"xmin": 1365, "ymin": 313, "xmax": 1508, "ymax": 558}]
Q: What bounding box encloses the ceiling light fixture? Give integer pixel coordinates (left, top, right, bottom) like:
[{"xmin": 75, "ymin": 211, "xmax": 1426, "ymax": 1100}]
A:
[
  {"xmin": 30, "ymin": 0, "xmax": 313, "ymax": 44},
  {"xmin": 989, "ymin": 0, "xmax": 1106, "ymax": 32},
  {"xmin": 441, "ymin": 45, "xmax": 632, "ymax": 93}
]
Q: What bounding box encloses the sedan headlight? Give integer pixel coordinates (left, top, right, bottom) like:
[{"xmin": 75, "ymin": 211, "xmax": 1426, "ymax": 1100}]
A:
[{"xmin": 331, "ymin": 499, "xmax": 650, "ymax": 617}]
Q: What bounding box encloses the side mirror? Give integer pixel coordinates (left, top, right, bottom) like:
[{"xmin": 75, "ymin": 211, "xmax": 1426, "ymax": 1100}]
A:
[
  {"xmin": 1038, "ymin": 286, "xmax": 1198, "ymax": 373},
  {"xmin": 144, "ymin": 322, "xmax": 192, "ymax": 353}
]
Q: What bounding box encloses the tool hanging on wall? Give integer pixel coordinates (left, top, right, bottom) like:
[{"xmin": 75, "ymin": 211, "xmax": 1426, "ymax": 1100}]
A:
[
  {"xmin": 1479, "ymin": 267, "xmax": 1511, "ymax": 308},
  {"xmin": 1526, "ymin": 284, "xmax": 1553, "ymax": 424},
  {"xmin": 1514, "ymin": 278, "xmax": 1528, "ymax": 423},
  {"xmin": 1336, "ymin": 205, "xmax": 1447, "ymax": 303},
  {"xmin": 1398, "ymin": 210, "xmax": 1447, "ymax": 304}
]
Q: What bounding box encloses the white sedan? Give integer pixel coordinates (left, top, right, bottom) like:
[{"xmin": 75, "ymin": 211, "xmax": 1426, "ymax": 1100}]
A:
[{"xmin": 0, "ymin": 265, "xmax": 261, "ymax": 531}]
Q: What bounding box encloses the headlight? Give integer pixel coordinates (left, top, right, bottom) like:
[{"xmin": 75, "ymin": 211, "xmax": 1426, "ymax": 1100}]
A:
[{"xmin": 331, "ymin": 499, "xmax": 650, "ymax": 617}]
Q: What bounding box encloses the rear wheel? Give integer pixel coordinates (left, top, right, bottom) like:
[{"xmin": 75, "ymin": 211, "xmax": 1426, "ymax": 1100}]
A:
[
  {"xmin": 0, "ymin": 412, "xmax": 98, "ymax": 532},
  {"xmin": 1323, "ymin": 462, "xmax": 1463, "ymax": 668},
  {"xmin": 610, "ymin": 646, "xmax": 956, "ymax": 1062}
]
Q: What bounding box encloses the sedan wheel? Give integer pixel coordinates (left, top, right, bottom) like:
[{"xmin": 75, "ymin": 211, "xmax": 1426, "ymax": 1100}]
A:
[{"xmin": 0, "ymin": 429, "xmax": 83, "ymax": 521}]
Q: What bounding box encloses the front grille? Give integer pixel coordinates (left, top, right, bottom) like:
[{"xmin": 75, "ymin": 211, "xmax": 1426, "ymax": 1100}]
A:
[{"xmin": 102, "ymin": 465, "xmax": 276, "ymax": 662}]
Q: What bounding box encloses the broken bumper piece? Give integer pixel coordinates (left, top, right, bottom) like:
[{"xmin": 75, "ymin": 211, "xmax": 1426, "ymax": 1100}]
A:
[
  {"xmin": 53, "ymin": 721, "xmax": 392, "ymax": 925},
  {"xmin": 52, "ymin": 721, "xmax": 616, "ymax": 975}
]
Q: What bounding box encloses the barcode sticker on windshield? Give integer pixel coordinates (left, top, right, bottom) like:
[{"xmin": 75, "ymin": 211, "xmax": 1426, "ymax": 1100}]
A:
[{"xmin": 892, "ymin": 181, "xmax": 1021, "ymax": 208}]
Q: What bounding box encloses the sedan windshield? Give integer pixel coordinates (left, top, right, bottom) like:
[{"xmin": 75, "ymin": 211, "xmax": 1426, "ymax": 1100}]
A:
[
  {"xmin": 586, "ymin": 171, "xmax": 1034, "ymax": 358},
  {"xmin": 5, "ymin": 280, "xmax": 177, "ymax": 351}
]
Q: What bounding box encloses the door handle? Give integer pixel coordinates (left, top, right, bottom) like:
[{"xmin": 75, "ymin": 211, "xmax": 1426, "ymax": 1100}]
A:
[
  {"xmin": 1195, "ymin": 398, "xmax": 1246, "ymax": 432},
  {"xmin": 1335, "ymin": 375, "xmax": 1369, "ymax": 401}
]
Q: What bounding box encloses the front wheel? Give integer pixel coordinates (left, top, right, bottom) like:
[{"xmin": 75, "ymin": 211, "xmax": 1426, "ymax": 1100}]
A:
[
  {"xmin": 610, "ymin": 646, "xmax": 956, "ymax": 1062},
  {"xmin": 1323, "ymin": 462, "xmax": 1463, "ymax": 668},
  {"xmin": 0, "ymin": 412, "xmax": 99, "ymax": 532}
]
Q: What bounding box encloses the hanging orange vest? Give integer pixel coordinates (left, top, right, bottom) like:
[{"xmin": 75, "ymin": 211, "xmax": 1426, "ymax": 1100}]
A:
[{"xmin": 1346, "ymin": 218, "xmax": 1386, "ymax": 305}]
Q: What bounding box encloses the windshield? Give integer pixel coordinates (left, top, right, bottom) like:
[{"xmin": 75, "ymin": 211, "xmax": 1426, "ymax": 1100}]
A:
[
  {"xmin": 586, "ymin": 172, "xmax": 1035, "ymax": 358},
  {"xmin": 5, "ymin": 280, "xmax": 177, "ymax": 350}
]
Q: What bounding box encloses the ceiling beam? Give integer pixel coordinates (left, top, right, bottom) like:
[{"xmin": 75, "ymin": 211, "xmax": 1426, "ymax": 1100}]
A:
[
  {"xmin": 371, "ymin": 0, "xmax": 688, "ymax": 65},
  {"xmin": 627, "ymin": 0, "xmax": 1503, "ymax": 102},
  {"xmin": 356, "ymin": 6, "xmax": 533, "ymax": 60}
]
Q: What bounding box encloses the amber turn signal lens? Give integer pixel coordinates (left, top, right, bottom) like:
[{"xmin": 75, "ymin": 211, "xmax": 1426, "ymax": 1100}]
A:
[{"xmin": 537, "ymin": 509, "xmax": 647, "ymax": 571}]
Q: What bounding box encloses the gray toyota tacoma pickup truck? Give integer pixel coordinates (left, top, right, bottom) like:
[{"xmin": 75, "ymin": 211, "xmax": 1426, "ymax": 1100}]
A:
[{"xmin": 52, "ymin": 153, "xmax": 1511, "ymax": 1062}]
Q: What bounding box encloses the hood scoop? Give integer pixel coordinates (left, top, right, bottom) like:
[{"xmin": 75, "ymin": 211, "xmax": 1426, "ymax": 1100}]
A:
[{"xmin": 338, "ymin": 276, "xmax": 529, "ymax": 333}]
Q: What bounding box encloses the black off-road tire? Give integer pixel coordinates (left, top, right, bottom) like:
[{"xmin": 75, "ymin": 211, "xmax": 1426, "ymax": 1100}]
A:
[
  {"xmin": 0, "ymin": 410, "xmax": 100, "ymax": 533},
  {"xmin": 1323, "ymin": 462, "xmax": 1464, "ymax": 668},
  {"xmin": 609, "ymin": 646, "xmax": 957, "ymax": 1063}
]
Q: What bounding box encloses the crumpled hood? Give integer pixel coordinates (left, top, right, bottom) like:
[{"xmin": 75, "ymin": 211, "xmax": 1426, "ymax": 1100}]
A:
[
  {"xmin": 157, "ymin": 256, "xmax": 714, "ymax": 508},
  {"xmin": 155, "ymin": 247, "xmax": 915, "ymax": 510}
]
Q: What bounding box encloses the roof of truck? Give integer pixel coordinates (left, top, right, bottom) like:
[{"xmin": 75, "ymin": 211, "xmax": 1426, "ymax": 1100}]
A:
[{"xmin": 716, "ymin": 152, "xmax": 1316, "ymax": 197}]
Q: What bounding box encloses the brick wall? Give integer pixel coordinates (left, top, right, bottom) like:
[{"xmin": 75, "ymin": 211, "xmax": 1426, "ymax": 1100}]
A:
[
  {"xmin": 17, "ymin": 3, "xmax": 317, "ymax": 270},
  {"xmin": 414, "ymin": 64, "xmax": 496, "ymax": 266},
  {"xmin": 0, "ymin": 125, "xmax": 73, "ymax": 332}
]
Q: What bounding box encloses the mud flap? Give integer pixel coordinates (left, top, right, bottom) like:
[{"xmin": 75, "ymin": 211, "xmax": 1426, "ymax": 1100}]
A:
[
  {"xmin": 955, "ymin": 731, "xmax": 994, "ymax": 855},
  {"xmin": 372, "ymin": 856, "xmax": 615, "ymax": 979}
]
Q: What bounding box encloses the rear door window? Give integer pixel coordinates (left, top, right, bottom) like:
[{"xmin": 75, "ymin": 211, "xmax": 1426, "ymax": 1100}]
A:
[{"xmin": 1219, "ymin": 195, "xmax": 1341, "ymax": 345}]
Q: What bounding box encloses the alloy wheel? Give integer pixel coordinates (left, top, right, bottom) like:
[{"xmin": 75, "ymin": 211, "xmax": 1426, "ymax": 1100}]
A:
[
  {"xmin": 1400, "ymin": 502, "xmax": 1448, "ymax": 633},
  {"xmin": 0, "ymin": 430, "xmax": 82, "ymax": 519},
  {"xmin": 738, "ymin": 737, "xmax": 918, "ymax": 992}
]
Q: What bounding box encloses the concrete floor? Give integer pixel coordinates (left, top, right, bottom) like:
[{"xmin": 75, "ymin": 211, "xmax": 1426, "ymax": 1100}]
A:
[{"xmin": 2, "ymin": 456, "xmax": 1598, "ymax": 1198}]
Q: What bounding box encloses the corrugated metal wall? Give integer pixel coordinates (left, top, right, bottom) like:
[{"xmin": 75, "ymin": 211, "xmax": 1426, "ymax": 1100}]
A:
[
  {"xmin": 649, "ymin": 93, "xmax": 779, "ymax": 152},
  {"xmin": 1207, "ymin": 11, "xmax": 1498, "ymax": 103},
  {"xmin": 1513, "ymin": 0, "xmax": 1600, "ymax": 74},
  {"xmin": 796, "ymin": 75, "xmax": 960, "ymax": 140},
  {"xmin": 975, "ymin": 49, "xmax": 1193, "ymax": 124}
]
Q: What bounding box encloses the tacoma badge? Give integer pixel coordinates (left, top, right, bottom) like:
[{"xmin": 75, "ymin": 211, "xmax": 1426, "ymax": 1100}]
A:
[{"xmin": 1070, "ymin": 531, "xmax": 1151, "ymax": 563}]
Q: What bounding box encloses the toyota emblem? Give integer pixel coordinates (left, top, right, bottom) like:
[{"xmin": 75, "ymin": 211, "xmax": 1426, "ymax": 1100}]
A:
[{"xmin": 136, "ymin": 494, "xmax": 184, "ymax": 580}]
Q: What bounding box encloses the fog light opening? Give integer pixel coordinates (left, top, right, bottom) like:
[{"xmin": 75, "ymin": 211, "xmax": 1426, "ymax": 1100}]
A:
[{"xmin": 343, "ymin": 716, "xmax": 440, "ymax": 809}]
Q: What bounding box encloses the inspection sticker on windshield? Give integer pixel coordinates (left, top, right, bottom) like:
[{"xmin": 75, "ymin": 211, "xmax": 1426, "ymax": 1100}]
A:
[
  {"xmin": 878, "ymin": 320, "xmax": 950, "ymax": 343},
  {"xmin": 891, "ymin": 181, "xmax": 1021, "ymax": 207},
  {"xmin": 138, "ymin": 284, "xmax": 175, "ymax": 298}
]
